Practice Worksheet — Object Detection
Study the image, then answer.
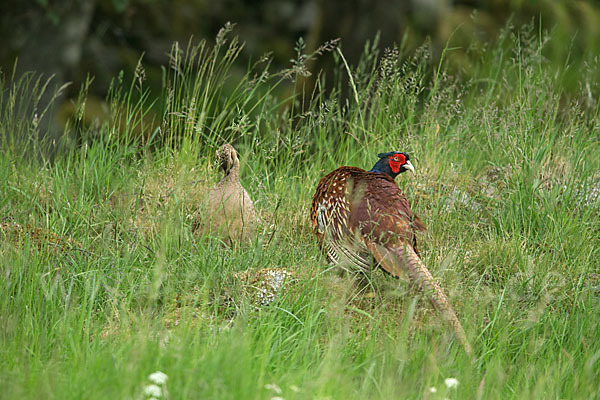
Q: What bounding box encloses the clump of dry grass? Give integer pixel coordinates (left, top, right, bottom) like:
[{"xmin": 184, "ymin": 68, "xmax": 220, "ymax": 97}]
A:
[
  {"xmin": 107, "ymin": 158, "xmax": 213, "ymax": 238},
  {"xmin": 0, "ymin": 221, "xmax": 82, "ymax": 253},
  {"xmin": 230, "ymin": 267, "xmax": 295, "ymax": 306},
  {"xmin": 159, "ymin": 267, "xmax": 301, "ymax": 332}
]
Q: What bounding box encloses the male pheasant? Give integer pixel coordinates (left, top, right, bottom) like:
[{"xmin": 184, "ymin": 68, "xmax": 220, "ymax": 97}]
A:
[
  {"xmin": 310, "ymin": 152, "xmax": 472, "ymax": 354},
  {"xmin": 193, "ymin": 144, "xmax": 257, "ymax": 245}
]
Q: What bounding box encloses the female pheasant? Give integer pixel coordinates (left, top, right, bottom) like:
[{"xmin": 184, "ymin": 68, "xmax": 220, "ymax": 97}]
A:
[
  {"xmin": 193, "ymin": 144, "xmax": 257, "ymax": 245},
  {"xmin": 310, "ymin": 151, "xmax": 472, "ymax": 354}
]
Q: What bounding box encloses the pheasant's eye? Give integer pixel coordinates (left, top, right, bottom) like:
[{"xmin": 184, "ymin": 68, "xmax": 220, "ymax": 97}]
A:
[{"xmin": 391, "ymin": 154, "xmax": 405, "ymax": 164}]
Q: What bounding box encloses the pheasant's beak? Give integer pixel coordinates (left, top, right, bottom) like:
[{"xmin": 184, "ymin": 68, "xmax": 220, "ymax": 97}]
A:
[{"xmin": 404, "ymin": 160, "xmax": 415, "ymax": 174}]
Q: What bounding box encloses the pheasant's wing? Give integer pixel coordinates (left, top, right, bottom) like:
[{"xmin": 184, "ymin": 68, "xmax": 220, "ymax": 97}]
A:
[
  {"xmin": 365, "ymin": 240, "xmax": 472, "ymax": 355},
  {"xmin": 311, "ymin": 168, "xmax": 373, "ymax": 270},
  {"xmin": 323, "ymin": 199, "xmax": 373, "ymax": 270}
]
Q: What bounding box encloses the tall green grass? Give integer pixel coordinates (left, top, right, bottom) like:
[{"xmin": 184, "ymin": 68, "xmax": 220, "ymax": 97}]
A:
[{"xmin": 1, "ymin": 23, "xmax": 599, "ymax": 399}]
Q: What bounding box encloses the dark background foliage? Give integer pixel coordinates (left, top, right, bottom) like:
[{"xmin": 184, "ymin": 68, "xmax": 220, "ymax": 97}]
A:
[{"xmin": 1, "ymin": 0, "xmax": 599, "ymax": 139}]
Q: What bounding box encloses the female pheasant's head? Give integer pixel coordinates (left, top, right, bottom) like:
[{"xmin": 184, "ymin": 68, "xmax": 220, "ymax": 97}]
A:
[
  {"xmin": 217, "ymin": 143, "xmax": 240, "ymax": 175},
  {"xmin": 369, "ymin": 151, "xmax": 414, "ymax": 179}
]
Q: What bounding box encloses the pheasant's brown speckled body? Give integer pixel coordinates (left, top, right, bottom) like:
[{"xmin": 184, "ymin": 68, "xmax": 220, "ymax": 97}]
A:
[
  {"xmin": 311, "ymin": 158, "xmax": 472, "ymax": 355},
  {"xmin": 311, "ymin": 167, "xmax": 425, "ymax": 267}
]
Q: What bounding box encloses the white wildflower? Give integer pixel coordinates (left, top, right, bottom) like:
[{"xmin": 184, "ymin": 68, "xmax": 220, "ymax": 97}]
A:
[
  {"xmin": 149, "ymin": 371, "xmax": 168, "ymax": 385},
  {"xmin": 270, "ymin": 397, "xmax": 285, "ymax": 400},
  {"xmin": 265, "ymin": 383, "xmax": 282, "ymax": 394},
  {"xmin": 444, "ymin": 378, "xmax": 459, "ymax": 389},
  {"xmin": 144, "ymin": 384, "xmax": 162, "ymax": 397},
  {"xmin": 429, "ymin": 386, "xmax": 437, "ymax": 393}
]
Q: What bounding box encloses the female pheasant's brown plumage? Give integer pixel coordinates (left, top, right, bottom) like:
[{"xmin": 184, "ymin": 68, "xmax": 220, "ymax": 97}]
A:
[
  {"xmin": 193, "ymin": 144, "xmax": 256, "ymax": 245},
  {"xmin": 310, "ymin": 152, "xmax": 472, "ymax": 355}
]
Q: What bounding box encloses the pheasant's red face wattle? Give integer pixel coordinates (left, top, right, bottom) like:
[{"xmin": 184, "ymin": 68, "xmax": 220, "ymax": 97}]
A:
[{"xmin": 388, "ymin": 154, "xmax": 406, "ymax": 173}]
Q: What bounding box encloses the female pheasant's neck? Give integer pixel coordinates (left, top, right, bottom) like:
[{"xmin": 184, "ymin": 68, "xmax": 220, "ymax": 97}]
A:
[{"xmin": 223, "ymin": 164, "xmax": 240, "ymax": 181}]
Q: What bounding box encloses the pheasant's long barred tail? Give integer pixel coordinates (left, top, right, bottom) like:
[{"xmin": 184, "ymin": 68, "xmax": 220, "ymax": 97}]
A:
[
  {"xmin": 311, "ymin": 151, "xmax": 473, "ymax": 356},
  {"xmin": 367, "ymin": 242, "xmax": 473, "ymax": 355}
]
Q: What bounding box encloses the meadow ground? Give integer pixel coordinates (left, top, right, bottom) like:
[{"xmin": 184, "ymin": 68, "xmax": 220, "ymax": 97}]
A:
[{"xmin": 1, "ymin": 25, "xmax": 600, "ymax": 399}]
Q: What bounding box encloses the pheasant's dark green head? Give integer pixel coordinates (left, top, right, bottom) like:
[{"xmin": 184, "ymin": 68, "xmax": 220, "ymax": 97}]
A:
[{"xmin": 369, "ymin": 151, "xmax": 414, "ymax": 179}]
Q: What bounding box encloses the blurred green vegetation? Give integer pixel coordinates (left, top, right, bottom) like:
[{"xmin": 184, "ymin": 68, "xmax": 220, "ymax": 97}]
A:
[{"xmin": 1, "ymin": 15, "xmax": 599, "ymax": 399}]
